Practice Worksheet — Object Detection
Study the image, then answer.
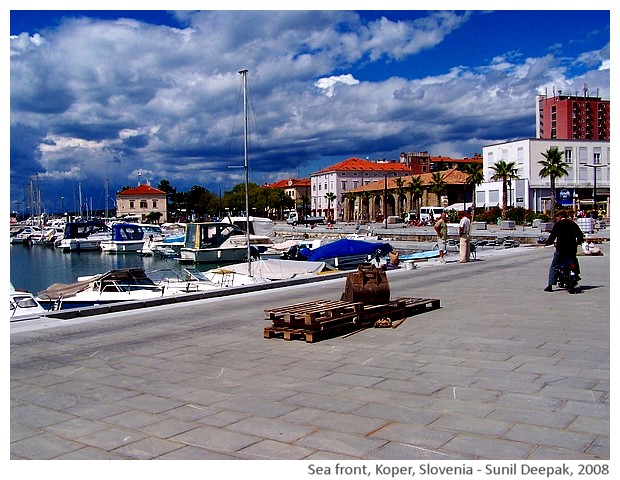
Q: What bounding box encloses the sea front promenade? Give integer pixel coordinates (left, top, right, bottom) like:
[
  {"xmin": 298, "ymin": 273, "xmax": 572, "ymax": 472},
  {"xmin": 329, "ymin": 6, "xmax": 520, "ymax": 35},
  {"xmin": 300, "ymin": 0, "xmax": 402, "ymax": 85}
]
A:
[{"xmin": 10, "ymin": 237, "xmax": 610, "ymax": 463}]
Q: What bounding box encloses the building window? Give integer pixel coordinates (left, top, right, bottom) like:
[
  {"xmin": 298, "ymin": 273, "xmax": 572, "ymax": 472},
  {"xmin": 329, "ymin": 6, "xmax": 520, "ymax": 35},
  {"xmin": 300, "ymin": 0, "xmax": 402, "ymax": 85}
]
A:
[
  {"xmin": 341, "ymin": 181, "xmax": 347, "ymax": 190},
  {"xmin": 129, "ymin": 200, "xmax": 135, "ymax": 208},
  {"xmin": 517, "ymin": 147, "xmax": 524, "ymax": 164},
  {"xmin": 564, "ymin": 149, "xmax": 573, "ymax": 164},
  {"xmin": 140, "ymin": 200, "xmax": 148, "ymax": 209},
  {"xmin": 353, "ymin": 181, "xmax": 359, "ymax": 189},
  {"xmin": 152, "ymin": 200, "xmax": 158, "ymax": 208},
  {"xmin": 593, "ymin": 147, "xmax": 601, "ymax": 164},
  {"xmin": 579, "ymin": 147, "xmax": 587, "ymax": 164}
]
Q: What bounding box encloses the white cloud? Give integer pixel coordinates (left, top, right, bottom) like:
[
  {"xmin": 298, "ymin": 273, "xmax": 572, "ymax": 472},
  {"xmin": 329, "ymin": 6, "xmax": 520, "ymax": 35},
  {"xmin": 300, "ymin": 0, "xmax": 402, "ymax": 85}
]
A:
[
  {"xmin": 315, "ymin": 74, "xmax": 360, "ymax": 97},
  {"xmin": 9, "ymin": 11, "xmax": 609, "ymax": 209}
]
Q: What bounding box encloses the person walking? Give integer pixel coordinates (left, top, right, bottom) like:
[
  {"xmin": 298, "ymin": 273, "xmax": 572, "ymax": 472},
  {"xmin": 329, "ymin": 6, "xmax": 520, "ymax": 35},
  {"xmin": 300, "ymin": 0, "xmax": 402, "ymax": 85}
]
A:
[
  {"xmin": 458, "ymin": 211, "xmax": 471, "ymax": 263},
  {"xmin": 434, "ymin": 212, "xmax": 448, "ymax": 263},
  {"xmin": 543, "ymin": 210, "xmax": 584, "ymax": 292}
]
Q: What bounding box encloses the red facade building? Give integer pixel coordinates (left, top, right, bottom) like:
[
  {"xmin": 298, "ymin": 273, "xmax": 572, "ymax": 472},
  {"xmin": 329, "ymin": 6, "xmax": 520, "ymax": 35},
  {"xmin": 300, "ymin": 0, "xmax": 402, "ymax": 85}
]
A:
[{"xmin": 537, "ymin": 93, "xmax": 610, "ymax": 141}]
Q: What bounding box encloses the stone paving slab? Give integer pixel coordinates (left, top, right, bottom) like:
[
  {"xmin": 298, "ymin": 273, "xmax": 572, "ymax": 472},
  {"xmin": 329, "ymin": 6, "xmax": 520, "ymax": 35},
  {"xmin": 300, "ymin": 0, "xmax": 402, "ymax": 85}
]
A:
[{"xmin": 10, "ymin": 242, "xmax": 610, "ymax": 463}]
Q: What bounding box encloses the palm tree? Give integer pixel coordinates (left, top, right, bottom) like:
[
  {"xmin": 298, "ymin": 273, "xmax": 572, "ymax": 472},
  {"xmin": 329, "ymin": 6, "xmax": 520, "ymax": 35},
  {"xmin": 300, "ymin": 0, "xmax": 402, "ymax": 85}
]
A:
[
  {"xmin": 406, "ymin": 176, "xmax": 424, "ymax": 220},
  {"xmin": 429, "ymin": 172, "xmax": 446, "ymax": 207},
  {"xmin": 490, "ymin": 160, "xmax": 519, "ymax": 221},
  {"xmin": 324, "ymin": 192, "xmax": 336, "ymax": 220},
  {"xmin": 538, "ymin": 147, "xmax": 569, "ymax": 218},
  {"xmin": 459, "ymin": 162, "xmax": 484, "ymax": 221},
  {"xmin": 394, "ymin": 177, "xmax": 406, "ymax": 216}
]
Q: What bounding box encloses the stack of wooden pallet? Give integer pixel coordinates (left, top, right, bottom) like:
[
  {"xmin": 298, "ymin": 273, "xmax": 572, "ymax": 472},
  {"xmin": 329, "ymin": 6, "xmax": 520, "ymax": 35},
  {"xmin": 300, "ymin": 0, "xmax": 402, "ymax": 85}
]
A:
[{"xmin": 263, "ymin": 296, "xmax": 440, "ymax": 343}]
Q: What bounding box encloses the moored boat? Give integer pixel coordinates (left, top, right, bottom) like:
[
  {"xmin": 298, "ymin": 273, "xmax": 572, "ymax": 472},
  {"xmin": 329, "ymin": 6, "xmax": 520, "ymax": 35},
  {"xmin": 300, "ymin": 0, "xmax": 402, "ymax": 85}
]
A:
[
  {"xmin": 100, "ymin": 223, "xmax": 147, "ymax": 254},
  {"xmin": 58, "ymin": 220, "xmax": 111, "ymax": 252},
  {"xmin": 179, "ymin": 222, "xmax": 260, "ymax": 264},
  {"xmin": 297, "ymin": 238, "xmax": 393, "ymax": 269},
  {"xmin": 36, "ymin": 268, "xmax": 169, "ymax": 310},
  {"xmin": 10, "ymin": 284, "xmax": 46, "ymax": 320}
]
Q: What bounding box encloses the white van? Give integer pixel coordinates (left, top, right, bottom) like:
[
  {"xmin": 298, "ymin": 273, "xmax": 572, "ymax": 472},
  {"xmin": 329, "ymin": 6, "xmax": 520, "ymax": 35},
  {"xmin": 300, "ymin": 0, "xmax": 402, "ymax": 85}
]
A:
[{"xmin": 419, "ymin": 206, "xmax": 444, "ymax": 223}]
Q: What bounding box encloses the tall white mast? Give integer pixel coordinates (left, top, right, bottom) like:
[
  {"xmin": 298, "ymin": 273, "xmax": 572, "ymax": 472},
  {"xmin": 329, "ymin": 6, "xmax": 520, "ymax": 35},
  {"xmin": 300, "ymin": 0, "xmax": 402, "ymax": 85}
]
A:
[{"xmin": 239, "ymin": 69, "xmax": 252, "ymax": 276}]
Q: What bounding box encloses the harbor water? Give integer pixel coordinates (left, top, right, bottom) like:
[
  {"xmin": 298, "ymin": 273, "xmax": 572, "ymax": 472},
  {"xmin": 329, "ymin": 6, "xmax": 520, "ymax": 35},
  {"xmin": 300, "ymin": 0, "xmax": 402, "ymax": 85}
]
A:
[{"xmin": 10, "ymin": 243, "xmax": 192, "ymax": 296}]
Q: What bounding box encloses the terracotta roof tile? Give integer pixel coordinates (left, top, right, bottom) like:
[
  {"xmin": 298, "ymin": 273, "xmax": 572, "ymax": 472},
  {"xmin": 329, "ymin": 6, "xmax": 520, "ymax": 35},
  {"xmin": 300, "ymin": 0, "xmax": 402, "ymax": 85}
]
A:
[
  {"xmin": 117, "ymin": 184, "xmax": 167, "ymax": 196},
  {"xmin": 314, "ymin": 157, "xmax": 412, "ymax": 174},
  {"xmin": 347, "ymin": 168, "xmax": 468, "ymax": 192}
]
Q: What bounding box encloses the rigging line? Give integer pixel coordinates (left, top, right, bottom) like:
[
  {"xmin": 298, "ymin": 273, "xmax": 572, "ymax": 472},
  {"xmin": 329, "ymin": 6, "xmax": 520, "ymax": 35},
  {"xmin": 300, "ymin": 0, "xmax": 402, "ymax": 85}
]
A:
[
  {"xmin": 245, "ymin": 81, "xmax": 265, "ymax": 175},
  {"xmin": 224, "ymin": 78, "xmax": 244, "ymax": 188}
]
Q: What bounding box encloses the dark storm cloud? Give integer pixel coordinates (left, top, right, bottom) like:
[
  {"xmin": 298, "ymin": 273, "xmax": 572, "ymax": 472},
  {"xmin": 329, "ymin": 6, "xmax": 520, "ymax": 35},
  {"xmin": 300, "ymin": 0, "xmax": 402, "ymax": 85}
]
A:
[{"xmin": 9, "ymin": 10, "xmax": 609, "ymax": 211}]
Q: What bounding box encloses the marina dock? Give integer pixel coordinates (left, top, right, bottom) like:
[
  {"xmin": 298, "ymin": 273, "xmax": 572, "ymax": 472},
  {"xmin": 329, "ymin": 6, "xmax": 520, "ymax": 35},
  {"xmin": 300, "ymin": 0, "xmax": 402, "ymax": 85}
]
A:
[{"xmin": 10, "ymin": 236, "xmax": 610, "ymax": 462}]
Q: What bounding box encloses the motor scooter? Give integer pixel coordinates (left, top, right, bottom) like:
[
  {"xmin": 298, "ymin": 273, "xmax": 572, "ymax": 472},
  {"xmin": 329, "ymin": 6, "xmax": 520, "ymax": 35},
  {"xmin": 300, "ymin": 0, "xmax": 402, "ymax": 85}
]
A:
[{"xmin": 557, "ymin": 257, "xmax": 579, "ymax": 294}]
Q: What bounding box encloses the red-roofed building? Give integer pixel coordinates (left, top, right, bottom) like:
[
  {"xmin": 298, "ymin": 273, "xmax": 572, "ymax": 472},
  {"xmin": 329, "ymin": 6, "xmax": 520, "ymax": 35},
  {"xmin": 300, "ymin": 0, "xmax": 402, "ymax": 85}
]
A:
[
  {"xmin": 399, "ymin": 151, "xmax": 482, "ymax": 173},
  {"xmin": 265, "ymin": 178, "xmax": 311, "ymax": 205},
  {"xmin": 345, "ymin": 168, "xmax": 470, "ymax": 222},
  {"xmin": 310, "ymin": 157, "xmax": 413, "ymax": 219},
  {"xmin": 116, "ymin": 183, "xmax": 168, "ymax": 223}
]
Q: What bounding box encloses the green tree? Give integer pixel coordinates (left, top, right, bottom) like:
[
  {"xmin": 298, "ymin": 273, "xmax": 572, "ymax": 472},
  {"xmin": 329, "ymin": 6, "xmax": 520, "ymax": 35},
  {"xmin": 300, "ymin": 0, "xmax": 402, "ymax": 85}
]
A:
[
  {"xmin": 459, "ymin": 162, "xmax": 484, "ymax": 221},
  {"xmin": 429, "ymin": 172, "xmax": 446, "ymax": 207},
  {"xmin": 274, "ymin": 189, "xmax": 294, "ymax": 220},
  {"xmin": 406, "ymin": 176, "xmax": 424, "ymax": 221},
  {"xmin": 145, "ymin": 211, "xmax": 163, "ymax": 224},
  {"xmin": 538, "ymin": 147, "xmax": 569, "ymax": 218},
  {"xmin": 490, "ymin": 160, "xmax": 519, "ymax": 221},
  {"xmin": 185, "ymin": 185, "xmax": 206, "ymax": 218},
  {"xmin": 157, "ymin": 179, "xmax": 181, "ymax": 219}
]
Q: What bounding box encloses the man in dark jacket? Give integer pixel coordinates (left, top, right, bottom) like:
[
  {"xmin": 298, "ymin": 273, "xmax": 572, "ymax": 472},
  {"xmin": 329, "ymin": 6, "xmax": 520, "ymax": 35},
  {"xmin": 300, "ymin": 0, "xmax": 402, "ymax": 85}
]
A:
[{"xmin": 544, "ymin": 210, "xmax": 584, "ymax": 292}]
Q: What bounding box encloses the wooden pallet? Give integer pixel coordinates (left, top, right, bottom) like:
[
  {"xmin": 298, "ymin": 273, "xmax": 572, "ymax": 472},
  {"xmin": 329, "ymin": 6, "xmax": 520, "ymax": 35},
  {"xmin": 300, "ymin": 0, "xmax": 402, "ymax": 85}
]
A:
[
  {"xmin": 264, "ymin": 321, "xmax": 363, "ymax": 343},
  {"xmin": 263, "ymin": 297, "xmax": 440, "ymax": 342},
  {"xmin": 265, "ymin": 299, "xmax": 363, "ymax": 329},
  {"xmin": 394, "ymin": 297, "xmax": 441, "ymax": 316}
]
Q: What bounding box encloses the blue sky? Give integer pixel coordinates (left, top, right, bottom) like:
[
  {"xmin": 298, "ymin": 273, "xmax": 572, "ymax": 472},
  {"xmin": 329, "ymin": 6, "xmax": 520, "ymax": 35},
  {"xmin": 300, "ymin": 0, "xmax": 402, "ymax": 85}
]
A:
[{"xmin": 8, "ymin": 7, "xmax": 610, "ymax": 215}]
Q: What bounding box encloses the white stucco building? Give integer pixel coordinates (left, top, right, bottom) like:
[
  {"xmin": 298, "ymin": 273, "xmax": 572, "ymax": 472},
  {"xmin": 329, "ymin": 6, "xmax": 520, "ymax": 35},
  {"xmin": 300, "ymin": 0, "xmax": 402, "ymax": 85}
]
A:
[{"xmin": 477, "ymin": 138, "xmax": 610, "ymax": 214}]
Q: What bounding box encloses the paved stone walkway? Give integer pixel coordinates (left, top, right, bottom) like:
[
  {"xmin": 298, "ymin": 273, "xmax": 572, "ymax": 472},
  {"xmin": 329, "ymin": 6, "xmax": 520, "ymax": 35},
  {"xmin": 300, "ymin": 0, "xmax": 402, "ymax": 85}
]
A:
[{"xmin": 10, "ymin": 241, "xmax": 610, "ymax": 463}]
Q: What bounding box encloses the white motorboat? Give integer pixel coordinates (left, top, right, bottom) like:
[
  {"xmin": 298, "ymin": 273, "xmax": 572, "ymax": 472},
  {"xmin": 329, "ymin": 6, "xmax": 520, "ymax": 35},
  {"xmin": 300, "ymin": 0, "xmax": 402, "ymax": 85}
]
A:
[
  {"xmin": 37, "ymin": 268, "xmax": 171, "ymax": 310},
  {"xmin": 179, "ymin": 222, "xmax": 260, "ymax": 264},
  {"xmin": 58, "ymin": 220, "xmax": 111, "ymax": 252},
  {"xmin": 100, "ymin": 223, "xmax": 147, "ymax": 254},
  {"xmin": 10, "ymin": 284, "xmax": 46, "ymax": 320},
  {"xmin": 10, "ymin": 226, "xmax": 42, "ymax": 244},
  {"xmin": 221, "ymin": 215, "xmax": 275, "ymax": 252}
]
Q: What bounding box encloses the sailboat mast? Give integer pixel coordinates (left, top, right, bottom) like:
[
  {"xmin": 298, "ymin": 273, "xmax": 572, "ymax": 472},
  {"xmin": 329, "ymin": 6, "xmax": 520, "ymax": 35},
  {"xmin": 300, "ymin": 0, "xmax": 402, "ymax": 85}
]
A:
[
  {"xmin": 239, "ymin": 69, "xmax": 252, "ymax": 275},
  {"xmin": 35, "ymin": 173, "xmax": 42, "ymax": 228},
  {"xmin": 105, "ymin": 176, "xmax": 109, "ymax": 220}
]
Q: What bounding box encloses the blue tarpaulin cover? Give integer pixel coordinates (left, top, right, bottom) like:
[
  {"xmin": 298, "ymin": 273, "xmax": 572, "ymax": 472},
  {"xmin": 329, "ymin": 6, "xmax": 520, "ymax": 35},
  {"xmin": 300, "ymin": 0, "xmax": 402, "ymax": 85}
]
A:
[{"xmin": 301, "ymin": 238, "xmax": 392, "ymax": 261}]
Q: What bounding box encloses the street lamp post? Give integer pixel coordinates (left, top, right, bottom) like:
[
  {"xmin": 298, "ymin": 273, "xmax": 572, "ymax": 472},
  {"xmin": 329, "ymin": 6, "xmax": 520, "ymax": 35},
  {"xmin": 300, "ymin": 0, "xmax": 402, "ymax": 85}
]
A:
[
  {"xmin": 383, "ymin": 174, "xmax": 388, "ymax": 229},
  {"xmin": 584, "ymin": 164, "xmax": 601, "ymax": 216}
]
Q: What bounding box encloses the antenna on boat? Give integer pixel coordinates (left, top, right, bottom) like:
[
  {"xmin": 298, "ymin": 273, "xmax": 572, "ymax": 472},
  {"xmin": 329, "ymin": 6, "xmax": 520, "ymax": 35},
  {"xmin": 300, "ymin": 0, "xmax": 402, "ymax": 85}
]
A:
[{"xmin": 239, "ymin": 69, "xmax": 252, "ymax": 277}]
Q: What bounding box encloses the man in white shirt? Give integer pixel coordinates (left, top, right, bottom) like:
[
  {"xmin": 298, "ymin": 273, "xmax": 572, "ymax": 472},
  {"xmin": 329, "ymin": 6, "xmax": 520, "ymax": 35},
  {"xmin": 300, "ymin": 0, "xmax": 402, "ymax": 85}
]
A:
[{"xmin": 458, "ymin": 211, "xmax": 471, "ymax": 263}]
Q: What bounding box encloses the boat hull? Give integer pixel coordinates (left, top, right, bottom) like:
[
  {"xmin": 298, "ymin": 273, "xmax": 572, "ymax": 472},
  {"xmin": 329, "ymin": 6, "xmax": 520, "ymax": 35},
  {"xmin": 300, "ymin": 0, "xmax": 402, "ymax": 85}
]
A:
[
  {"xmin": 179, "ymin": 246, "xmax": 248, "ymax": 264},
  {"xmin": 100, "ymin": 240, "xmax": 146, "ymax": 254}
]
